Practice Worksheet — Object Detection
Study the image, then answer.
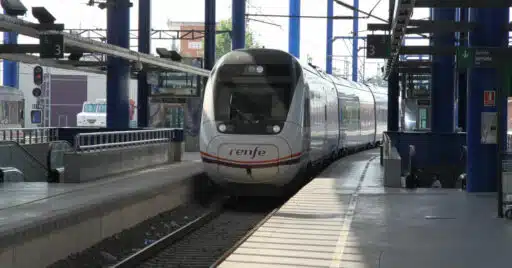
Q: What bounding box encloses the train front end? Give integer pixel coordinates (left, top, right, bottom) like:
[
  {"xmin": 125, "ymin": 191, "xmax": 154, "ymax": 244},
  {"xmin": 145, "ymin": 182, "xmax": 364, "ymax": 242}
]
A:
[{"xmin": 199, "ymin": 49, "xmax": 304, "ymax": 196}]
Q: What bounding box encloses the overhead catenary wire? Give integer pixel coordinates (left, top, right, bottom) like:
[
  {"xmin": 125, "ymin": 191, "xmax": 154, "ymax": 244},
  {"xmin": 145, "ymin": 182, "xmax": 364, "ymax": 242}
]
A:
[{"xmin": 245, "ymin": 13, "xmax": 354, "ymax": 20}]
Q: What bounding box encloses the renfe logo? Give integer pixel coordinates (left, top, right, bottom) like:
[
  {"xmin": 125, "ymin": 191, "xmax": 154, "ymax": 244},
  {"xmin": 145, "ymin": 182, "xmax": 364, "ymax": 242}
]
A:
[{"xmin": 229, "ymin": 147, "xmax": 267, "ymax": 159}]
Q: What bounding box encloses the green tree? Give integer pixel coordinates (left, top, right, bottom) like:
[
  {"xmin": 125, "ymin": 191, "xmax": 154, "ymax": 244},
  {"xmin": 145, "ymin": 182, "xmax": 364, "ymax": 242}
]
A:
[{"xmin": 204, "ymin": 19, "xmax": 260, "ymax": 60}]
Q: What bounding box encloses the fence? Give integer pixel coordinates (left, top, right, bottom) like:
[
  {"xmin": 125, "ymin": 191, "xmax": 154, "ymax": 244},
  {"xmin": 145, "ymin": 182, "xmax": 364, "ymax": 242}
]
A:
[
  {"xmin": 0, "ymin": 127, "xmax": 59, "ymax": 144},
  {"xmin": 74, "ymin": 128, "xmax": 180, "ymax": 152}
]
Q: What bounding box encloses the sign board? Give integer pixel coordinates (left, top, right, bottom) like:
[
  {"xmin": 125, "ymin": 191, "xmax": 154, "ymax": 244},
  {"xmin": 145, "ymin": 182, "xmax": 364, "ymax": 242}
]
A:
[
  {"xmin": 39, "ymin": 34, "xmax": 64, "ymax": 59},
  {"xmin": 456, "ymin": 47, "xmax": 474, "ymax": 69},
  {"xmin": 148, "ymin": 71, "xmax": 200, "ymax": 97},
  {"xmin": 30, "ymin": 110, "xmax": 42, "ymax": 124},
  {"xmin": 147, "ymin": 58, "xmax": 203, "ymax": 98},
  {"xmin": 474, "ymin": 48, "xmax": 495, "ymax": 68},
  {"xmin": 481, "ymin": 112, "xmax": 497, "ymax": 144},
  {"xmin": 484, "ymin": 90, "xmax": 496, "ymax": 106},
  {"xmin": 456, "ymin": 47, "xmax": 510, "ymax": 69},
  {"xmin": 366, "ymin": 35, "xmax": 391, "ymax": 59}
]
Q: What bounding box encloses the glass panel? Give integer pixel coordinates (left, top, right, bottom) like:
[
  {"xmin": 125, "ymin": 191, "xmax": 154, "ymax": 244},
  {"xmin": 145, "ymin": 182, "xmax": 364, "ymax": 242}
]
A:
[
  {"xmin": 97, "ymin": 104, "xmax": 106, "ymax": 113},
  {"xmin": 419, "ymin": 107, "xmax": 427, "ymax": 129},
  {"xmin": 83, "ymin": 104, "xmax": 97, "ymax": 113}
]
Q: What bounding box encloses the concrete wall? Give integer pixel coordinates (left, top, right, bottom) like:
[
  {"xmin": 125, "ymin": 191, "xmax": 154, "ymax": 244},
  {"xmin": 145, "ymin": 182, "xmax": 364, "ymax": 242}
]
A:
[
  {"xmin": 0, "ymin": 143, "xmax": 49, "ymax": 182},
  {"xmin": 62, "ymin": 142, "xmax": 182, "ymax": 183}
]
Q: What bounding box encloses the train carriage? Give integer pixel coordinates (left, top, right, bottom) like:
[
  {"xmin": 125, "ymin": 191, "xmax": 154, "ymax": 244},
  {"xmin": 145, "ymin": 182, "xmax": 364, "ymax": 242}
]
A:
[{"xmin": 200, "ymin": 48, "xmax": 388, "ymax": 196}]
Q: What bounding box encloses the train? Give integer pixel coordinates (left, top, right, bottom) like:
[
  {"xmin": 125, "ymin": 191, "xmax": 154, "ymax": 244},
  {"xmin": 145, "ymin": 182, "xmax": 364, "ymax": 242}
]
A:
[{"xmin": 199, "ymin": 48, "xmax": 388, "ymax": 196}]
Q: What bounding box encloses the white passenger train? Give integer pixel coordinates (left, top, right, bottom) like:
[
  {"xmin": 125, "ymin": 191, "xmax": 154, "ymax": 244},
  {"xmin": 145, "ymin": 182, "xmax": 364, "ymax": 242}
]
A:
[{"xmin": 200, "ymin": 48, "xmax": 388, "ymax": 196}]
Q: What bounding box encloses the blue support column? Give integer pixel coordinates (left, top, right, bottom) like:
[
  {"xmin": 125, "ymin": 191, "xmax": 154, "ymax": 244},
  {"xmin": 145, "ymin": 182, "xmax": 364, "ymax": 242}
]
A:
[
  {"xmin": 3, "ymin": 10, "xmax": 18, "ymax": 88},
  {"xmin": 430, "ymin": 8, "xmax": 455, "ymax": 133},
  {"xmin": 457, "ymin": 8, "xmax": 468, "ymax": 131},
  {"xmin": 289, "ymin": 0, "xmax": 300, "ymax": 58},
  {"xmin": 106, "ymin": 0, "xmax": 131, "ymax": 129},
  {"xmin": 352, "ymin": 0, "xmax": 359, "ymax": 82},
  {"xmin": 326, "ymin": 0, "xmax": 333, "ymax": 73},
  {"xmin": 467, "ymin": 8, "xmax": 509, "ymax": 192},
  {"xmin": 137, "ymin": 0, "xmax": 151, "ymax": 128},
  {"xmin": 205, "ymin": 0, "xmax": 216, "ymax": 70},
  {"xmin": 387, "ymin": 68, "xmax": 399, "ymax": 131},
  {"xmin": 232, "ymin": 0, "xmax": 246, "ymax": 50}
]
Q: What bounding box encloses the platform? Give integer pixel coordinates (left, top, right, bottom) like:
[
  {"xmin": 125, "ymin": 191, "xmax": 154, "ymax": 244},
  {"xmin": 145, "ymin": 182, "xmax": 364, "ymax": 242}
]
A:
[
  {"xmin": 0, "ymin": 153, "xmax": 202, "ymax": 268},
  {"xmin": 219, "ymin": 149, "xmax": 512, "ymax": 268}
]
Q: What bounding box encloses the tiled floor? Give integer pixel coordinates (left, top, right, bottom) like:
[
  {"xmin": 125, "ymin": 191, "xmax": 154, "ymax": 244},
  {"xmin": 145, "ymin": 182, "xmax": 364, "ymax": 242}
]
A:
[{"xmin": 219, "ymin": 149, "xmax": 512, "ymax": 268}]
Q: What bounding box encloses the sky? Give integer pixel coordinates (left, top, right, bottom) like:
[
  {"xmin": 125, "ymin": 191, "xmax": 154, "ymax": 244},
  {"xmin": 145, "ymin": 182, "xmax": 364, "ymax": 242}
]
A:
[{"xmin": 4, "ymin": 0, "xmax": 435, "ymax": 79}]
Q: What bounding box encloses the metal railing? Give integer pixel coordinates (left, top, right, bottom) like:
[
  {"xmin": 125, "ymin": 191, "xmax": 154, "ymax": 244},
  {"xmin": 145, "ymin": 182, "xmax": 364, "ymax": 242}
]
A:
[
  {"xmin": 74, "ymin": 128, "xmax": 178, "ymax": 152},
  {"xmin": 0, "ymin": 127, "xmax": 59, "ymax": 144}
]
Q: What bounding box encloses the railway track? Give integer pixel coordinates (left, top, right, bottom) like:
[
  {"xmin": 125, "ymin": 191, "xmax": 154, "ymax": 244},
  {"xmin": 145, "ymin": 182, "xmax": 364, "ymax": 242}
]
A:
[
  {"xmin": 109, "ymin": 148, "xmax": 369, "ymax": 267},
  {"xmin": 111, "ymin": 196, "xmax": 283, "ymax": 268}
]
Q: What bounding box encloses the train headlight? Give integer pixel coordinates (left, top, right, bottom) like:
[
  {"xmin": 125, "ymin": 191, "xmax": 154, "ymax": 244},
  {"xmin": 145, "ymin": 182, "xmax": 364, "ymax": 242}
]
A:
[
  {"xmin": 272, "ymin": 125, "xmax": 281, "ymax": 133},
  {"xmin": 218, "ymin": 124, "xmax": 227, "ymax": 132}
]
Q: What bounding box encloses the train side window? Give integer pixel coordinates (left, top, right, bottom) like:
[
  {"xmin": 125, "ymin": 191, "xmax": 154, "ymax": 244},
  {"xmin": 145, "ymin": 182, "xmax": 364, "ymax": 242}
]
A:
[{"xmin": 304, "ymin": 93, "xmax": 310, "ymax": 128}]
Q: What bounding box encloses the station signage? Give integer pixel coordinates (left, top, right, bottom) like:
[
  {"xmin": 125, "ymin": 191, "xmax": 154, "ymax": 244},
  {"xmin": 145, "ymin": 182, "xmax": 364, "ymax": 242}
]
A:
[
  {"xmin": 147, "ymin": 57, "xmax": 203, "ymax": 98},
  {"xmin": 39, "ymin": 34, "xmax": 64, "ymax": 59},
  {"xmin": 484, "ymin": 90, "xmax": 496, "ymax": 107},
  {"xmin": 366, "ymin": 34, "xmax": 391, "ymax": 59}
]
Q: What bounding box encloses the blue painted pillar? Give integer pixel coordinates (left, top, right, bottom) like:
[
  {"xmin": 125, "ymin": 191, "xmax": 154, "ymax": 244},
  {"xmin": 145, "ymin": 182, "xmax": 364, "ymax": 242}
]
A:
[
  {"xmin": 467, "ymin": 8, "xmax": 509, "ymax": 192},
  {"xmin": 137, "ymin": 0, "xmax": 150, "ymax": 128},
  {"xmin": 289, "ymin": 0, "xmax": 300, "ymax": 58},
  {"xmin": 232, "ymin": 0, "xmax": 246, "ymax": 50},
  {"xmin": 457, "ymin": 8, "xmax": 468, "ymax": 131},
  {"xmin": 351, "ymin": 0, "xmax": 359, "ymax": 82},
  {"xmin": 388, "ymin": 68, "xmax": 399, "ymax": 131},
  {"xmin": 3, "ymin": 10, "xmax": 18, "ymax": 88},
  {"xmin": 430, "ymin": 8, "xmax": 455, "ymax": 133},
  {"xmin": 106, "ymin": 0, "xmax": 131, "ymax": 129},
  {"xmin": 326, "ymin": 0, "xmax": 333, "ymax": 73},
  {"xmin": 204, "ymin": 0, "xmax": 216, "ymax": 70}
]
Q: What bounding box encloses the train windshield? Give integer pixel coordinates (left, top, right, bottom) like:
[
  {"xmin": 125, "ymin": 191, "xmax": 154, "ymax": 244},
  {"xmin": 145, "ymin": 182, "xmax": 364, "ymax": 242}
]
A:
[{"xmin": 214, "ymin": 64, "xmax": 296, "ymax": 125}]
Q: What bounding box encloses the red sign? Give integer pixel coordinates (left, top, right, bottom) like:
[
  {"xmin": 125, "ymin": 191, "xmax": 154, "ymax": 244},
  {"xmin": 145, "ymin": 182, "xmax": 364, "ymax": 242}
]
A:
[{"xmin": 484, "ymin": 90, "xmax": 495, "ymax": 107}]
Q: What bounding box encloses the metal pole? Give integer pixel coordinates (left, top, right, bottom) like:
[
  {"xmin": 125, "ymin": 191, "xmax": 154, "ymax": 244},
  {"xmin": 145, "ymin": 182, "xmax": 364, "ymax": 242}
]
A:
[
  {"xmin": 204, "ymin": 0, "xmax": 216, "ymax": 70},
  {"xmin": 352, "ymin": 0, "xmax": 359, "ymax": 82},
  {"xmin": 232, "ymin": 0, "xmax": 246, "ymax": 50},
  {"xmin": 106, "ymin": 0, "xmax": 131, "ymax": 129},
  {"xmin": 326, "ymin": 0, "xmax": 333, "ymax": 74},
  {"xmin": 137, "ymin": 0, "xmax": 151, "ymax": 128},
  {"xmin": 288, "ymin": 0, "xmax": 301, "ymax": 58}
]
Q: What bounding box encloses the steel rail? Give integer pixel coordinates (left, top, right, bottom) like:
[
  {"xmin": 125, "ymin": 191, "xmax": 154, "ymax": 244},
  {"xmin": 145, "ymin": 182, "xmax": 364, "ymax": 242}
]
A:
[
  {"xmin": 209, "ymin": 205, "xmax": 281, "ymax": 267},
  {"xmin": 111, "ymin": 198, "xmax": 228, "ymax": 268}
]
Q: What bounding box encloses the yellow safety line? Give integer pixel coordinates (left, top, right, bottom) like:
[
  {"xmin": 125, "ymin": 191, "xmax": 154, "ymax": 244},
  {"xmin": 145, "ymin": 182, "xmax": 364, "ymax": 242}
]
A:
[
  {"xmin": 329, "ymin": 156, "xmax": 375, "ymax": 268},
  {"xmin": 329, "ymin": 193, "xmax": 359, "ymax": 268}
]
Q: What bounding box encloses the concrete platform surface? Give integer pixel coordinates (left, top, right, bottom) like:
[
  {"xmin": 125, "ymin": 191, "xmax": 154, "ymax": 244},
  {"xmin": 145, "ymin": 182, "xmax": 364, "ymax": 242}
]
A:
[
  {"xmin": 0, "ymin": 153, "xmax": 202, "ymax": 268},
  {"xmin": 219, "ymin": 149, "xmax": 512, "ymax": 268}
]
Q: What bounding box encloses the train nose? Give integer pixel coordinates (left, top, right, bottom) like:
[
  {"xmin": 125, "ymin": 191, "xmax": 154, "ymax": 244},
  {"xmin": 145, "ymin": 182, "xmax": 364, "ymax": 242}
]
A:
[{"xmin": 217, "ymin": 143, "xmax": 281, "ymax": 182}]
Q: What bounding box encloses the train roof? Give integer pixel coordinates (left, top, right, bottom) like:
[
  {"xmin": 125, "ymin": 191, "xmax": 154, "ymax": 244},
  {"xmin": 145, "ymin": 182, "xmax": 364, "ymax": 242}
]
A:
[
  {"xmin": 219, "ymin": 48, "xmax": 386, "ymax": 94},
  {"xmin": 219, "ymin": 48, "xmax": 300, "ymax": 66}
]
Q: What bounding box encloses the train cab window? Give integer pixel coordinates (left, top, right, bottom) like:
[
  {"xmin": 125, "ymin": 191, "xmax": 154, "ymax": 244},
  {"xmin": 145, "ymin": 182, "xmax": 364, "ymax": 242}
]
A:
[
  {"xmin": 216, "ymin": 83, "xmax": 289, "ymax": 122},
  {"xmin": 213, "ymin": 63, "xmax": 298, "ymax": 134}
]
